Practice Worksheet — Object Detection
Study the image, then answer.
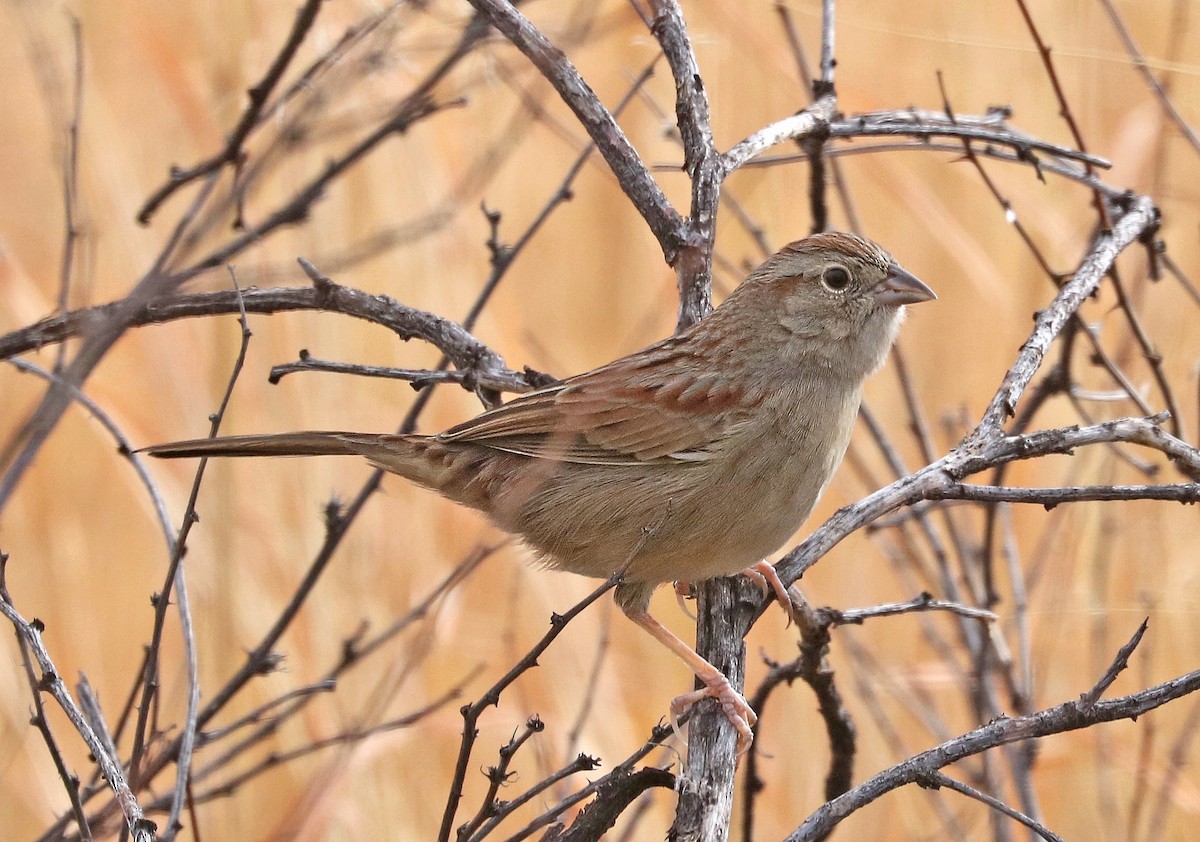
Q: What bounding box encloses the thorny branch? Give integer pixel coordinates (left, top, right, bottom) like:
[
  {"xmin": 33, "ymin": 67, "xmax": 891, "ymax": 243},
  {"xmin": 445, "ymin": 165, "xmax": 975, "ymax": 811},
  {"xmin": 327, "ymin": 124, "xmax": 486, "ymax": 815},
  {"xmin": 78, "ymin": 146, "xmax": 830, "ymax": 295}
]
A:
[
  {"xmin": 135, "ymin": 0, "xmax": 327, "ymax": 224},
  {"xmin": 0, "ymin": 557, "xmax": 156, "ymax": 842},
  {"xmin": 438, "ymin": 573, "xmax": 621, "ymax": 842},
  {"xmin": 790, "ymin": 623, "xmax": 1187, "ymax": 841}
]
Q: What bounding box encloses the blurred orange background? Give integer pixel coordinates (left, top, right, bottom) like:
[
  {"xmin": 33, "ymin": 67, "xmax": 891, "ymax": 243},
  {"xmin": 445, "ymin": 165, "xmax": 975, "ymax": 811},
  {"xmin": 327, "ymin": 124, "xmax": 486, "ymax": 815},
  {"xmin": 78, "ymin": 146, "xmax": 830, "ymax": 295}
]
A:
[{"xmin": 1, "ymin": 1, "xmax": 1198, "ymax": 839}]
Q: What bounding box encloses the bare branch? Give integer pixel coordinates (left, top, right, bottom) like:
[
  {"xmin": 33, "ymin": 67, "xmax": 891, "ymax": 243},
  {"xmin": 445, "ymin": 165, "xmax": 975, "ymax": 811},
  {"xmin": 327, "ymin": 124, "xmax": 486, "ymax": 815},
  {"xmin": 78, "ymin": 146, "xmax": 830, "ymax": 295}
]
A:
[
  {"xmin": 1096, "ymin": 0, "xmax": 1200, "ymax": 155},
  {"xmin": 916, "ymin": 770, "xmax": 1066, "ymax": 842},
  {"xmin": 136, "ymin": 0, "xmax": 327, "ymax": 224},
  {"xmin": 438, "ymin": 573, "xmax": 621, "ymax": 842},
  {"xmin": 828, "ymin": 593, "xmax": 998, "ymax": 625},
  {"xmin": 789, "ymin": 664, "xmax": 1200, "ymax": 840},
  {"xmin": 779, "ymin": 412, "xmax": 1200, "ymax": 589},
  {"xmin": 0, "ymin": 563, "xmax": 156, "ymax": 842},
  {"xmin": 722, "ymin": 97, "xmax": 837, "ymax": 173},
  {"xmin": 972, "ymin": 195, "xmax": 1157, "ymax": 439},
  {"xmin": 465, "ymin": 0, "xmax": 686, "ymax": 260},
  {"xmin": 925, "ymin": 482, "xmax": 1200, "ymax": 507},
  {"xmin": 1079, "ymin": 619, "xmax": 1150, "ymax": 711}
]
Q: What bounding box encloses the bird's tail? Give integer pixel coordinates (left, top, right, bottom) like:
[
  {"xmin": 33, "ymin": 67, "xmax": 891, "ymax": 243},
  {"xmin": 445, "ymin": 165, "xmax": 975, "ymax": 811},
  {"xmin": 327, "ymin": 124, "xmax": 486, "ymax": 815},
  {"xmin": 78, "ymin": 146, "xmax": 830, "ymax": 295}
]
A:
[
  {"xmin": 142, "ymin": 432, "xmax": 386, "ymax": 459},
  {"xmin": 140, "ymin": 431, "xmax": 492, "ymax": 510}
]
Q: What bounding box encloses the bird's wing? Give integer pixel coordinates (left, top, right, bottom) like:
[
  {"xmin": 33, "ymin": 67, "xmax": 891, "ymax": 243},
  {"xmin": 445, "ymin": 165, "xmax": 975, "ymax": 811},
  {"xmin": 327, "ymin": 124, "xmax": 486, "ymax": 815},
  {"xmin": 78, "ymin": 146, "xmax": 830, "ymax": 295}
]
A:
[{"xmin": 438, "ymin": 338, "xmax": 752, "ymax": 466}]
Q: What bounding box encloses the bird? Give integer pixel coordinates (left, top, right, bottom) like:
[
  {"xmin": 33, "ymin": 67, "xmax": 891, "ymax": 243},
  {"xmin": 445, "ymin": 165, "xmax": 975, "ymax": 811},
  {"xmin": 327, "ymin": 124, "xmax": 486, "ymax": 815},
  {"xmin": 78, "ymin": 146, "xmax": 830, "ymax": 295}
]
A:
[{"xmin": 143, "ymin": 231, "xmax": 935, "ymax": 750}]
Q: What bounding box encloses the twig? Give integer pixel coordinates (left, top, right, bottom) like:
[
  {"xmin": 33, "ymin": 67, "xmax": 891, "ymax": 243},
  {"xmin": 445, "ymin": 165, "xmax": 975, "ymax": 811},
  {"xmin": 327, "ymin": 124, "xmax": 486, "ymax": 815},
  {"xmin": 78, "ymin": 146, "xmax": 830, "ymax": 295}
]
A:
[
  {"xmin": 927, "ymin": 482, "xmax": 1200, "ymax": 507},
  {"xmin": 1106, "ymin": 269, "xmax": 1185, "ymax": 438},
  {"xmin": 1012, "ymin": 0, "xmax": 1110, "ymax": 224},
  {"xmin": 971, "ymin": 196, "xmax": 1157, "ymax": 440},
  {"xmin": 464, "ymin": 749, "xmax": 602, "ymax": 841},
  {"xmin": 1095, "ymin": 0, "xmax": 1200, "ymax": 155},
  {"xmin": 196, "ymin": 680, "xmax": 336, "ymax": 745},
  {"xmin": 916, "ymin": 770, "xmax": 1066, "ymax": 842},
  {"xmin": 503, "ymin": 722, "xmax": 678, "ymax": 841},
  {"xmin": 78, "ymin": 677, "xmax": 120, "ymax": 796},
  {"xmin": 9, "ymin": 580, "xmax": 94, "ymax": 840},
  {"xmin": 458, "ymin": 716, "xmax": 548, "ymax": 840},
  {"xmin": 790, "ymin": 663, "xmax": 1200, "ymax": 840},
  {"xmin": 54, "ymin": 14, "xmax": 83, "ymax": 373},
  {"xmin": 1078, "ymin": 618, "xmax": 1149, "ymax": 711},
  {"xmin": 774, "ymin": 2, "xmax": 863, "ymax": 234},
  {"xmin": 136, "ymin": 0, "xmax": 327, "ymax": 223},
  {"xmin": 129, "ymin": 273, "xmax": 252, "ymax": 839},
  {"xmin": 0, "ymin": 558, "xmax": 156, "ymax": 842},
  {"xmin": 936, "ymin": 72, "xmax": 1057, "ymax": 280},
  {"xmin": 179, "ymin": 687, "xmax": 466, "ymax": 807},
  {"xmin": 437, "ymin": 573, "xmax": 622, "ymax": 842},
  {"xmin": 2, "ymin": 280, "xmax": 520, "ymax": 392},
  {"xmin": 722, "ymin": 96, "xmax": 837, "ymax": 173},
  {"xmin": 779, "ymin": 411, "xmax": 1200, "ymax": 590},
  {"xmin": 829, "ymin": 109, "xmax": 1110, "ymax": 167},
  {"xmin": 827, "ymin": 593, "xmax": 998, "ymax": 625},
  {"xmin": 740, "ymin": 139, "xmax": 1120, "ymax": 194},
  {"xmin": 465, "ymin": 0, "xmax": 686, "ymax": 261},
  {"xmin": 268, "ymin": 352, "xmax": 552, "ymax": 398}
]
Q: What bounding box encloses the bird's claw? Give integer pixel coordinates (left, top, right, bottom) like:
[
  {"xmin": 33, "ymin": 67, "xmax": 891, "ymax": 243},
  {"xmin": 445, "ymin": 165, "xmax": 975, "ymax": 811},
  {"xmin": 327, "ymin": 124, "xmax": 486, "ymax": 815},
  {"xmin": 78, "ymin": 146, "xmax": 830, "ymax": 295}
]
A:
[
  {"xmin": 674, "ymin": 581, "xmax": 698, "ymax": 620},
  {"xmin": 741, "ymin": 560, "xmax": 795, "ymax": 627},
  {"xmin": 669, "ymin": 671, "xmax": 757, "ymax": 755}
]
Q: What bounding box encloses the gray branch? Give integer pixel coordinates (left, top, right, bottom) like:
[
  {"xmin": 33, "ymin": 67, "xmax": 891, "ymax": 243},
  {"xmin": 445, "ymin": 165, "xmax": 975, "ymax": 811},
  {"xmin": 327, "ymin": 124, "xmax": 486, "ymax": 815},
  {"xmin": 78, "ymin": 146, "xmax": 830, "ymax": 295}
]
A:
[
  {"xmin": 464, "ymin": 0, "xmax": 686, "ymax": 261},
  {"xmin": 788, "ymin": 668, "xmax": 1200, "ymax": 840},
  {"xmin": 0, "ymin": 596, "xmax": 155, "ymax": 842},
  {"xmin": 1, "ymin": 266, "xmax": 532, "ymax": 397}
]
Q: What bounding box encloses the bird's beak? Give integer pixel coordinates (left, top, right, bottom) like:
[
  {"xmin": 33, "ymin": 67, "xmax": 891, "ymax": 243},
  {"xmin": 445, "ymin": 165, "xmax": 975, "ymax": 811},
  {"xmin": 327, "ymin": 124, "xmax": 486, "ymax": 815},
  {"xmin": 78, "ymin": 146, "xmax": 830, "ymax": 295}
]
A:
[{"xmin": 874, "ymin": 265, "xmax": 937, "ymax": 306}]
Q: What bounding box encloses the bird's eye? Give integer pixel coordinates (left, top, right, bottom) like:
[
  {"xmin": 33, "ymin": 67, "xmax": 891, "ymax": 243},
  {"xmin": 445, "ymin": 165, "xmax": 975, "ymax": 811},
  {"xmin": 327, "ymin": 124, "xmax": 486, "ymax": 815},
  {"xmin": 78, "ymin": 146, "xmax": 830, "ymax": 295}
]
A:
[{"xmin": 822, "ymin": 266, "xmax": 851, "ymax": 292}]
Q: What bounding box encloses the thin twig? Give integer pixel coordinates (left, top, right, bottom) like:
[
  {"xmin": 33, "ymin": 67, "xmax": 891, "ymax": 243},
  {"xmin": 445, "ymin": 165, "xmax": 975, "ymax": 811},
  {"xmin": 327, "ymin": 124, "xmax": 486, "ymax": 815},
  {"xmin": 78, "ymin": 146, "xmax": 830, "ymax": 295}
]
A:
[
  {"xmin": 54, "ymin": 14, "xmax": 84, "ymax": 373},
  {"xmin": 1079, "ymin": 619, "xmax": 1150, "ymax": 711},
  {"xmin": 129, "ymin": 274, "xmax": 252, "ymax": 838},
  {"xmin": 458, "ymin": 716, "xmax": 549, "ymax": 840},
  {"xmin": 437, "ymin": 572, "xmax": 623, "ymax": 842},
  {"xmin": 790, "ymin": 663, "xmax": 1200, "ymax": 840},
  {"xmin": 916, "ymin": 770, "xmax": 1066, "ymax": 842},
  {"xmin": 1095, "ymin": 0, "xmax": 1200, "ymax": 155},
  {"xmin": 502, "ymin": 722, "xmax": 678, "ymax": 841},
  {"xmin": 136, "ymin": 0, "xmax": 327, "ymax": 223},
  {"xmin": 465, "ymin": 0, "xmax": 686, "ymax": 261},
  {"xmin": 827, "ymin": 593, "xmax": 998, "ymax": 626},
  {"xmin": 927, "ymin": 483, "xmax": 1200, "ymax": 507},
  {"xmin": 0, "ymin": 559, "xmax": 156, "ymax": 842},
  {"xmin": 180, "ymin": 687, "xmax": 467, "ymax": 808}
]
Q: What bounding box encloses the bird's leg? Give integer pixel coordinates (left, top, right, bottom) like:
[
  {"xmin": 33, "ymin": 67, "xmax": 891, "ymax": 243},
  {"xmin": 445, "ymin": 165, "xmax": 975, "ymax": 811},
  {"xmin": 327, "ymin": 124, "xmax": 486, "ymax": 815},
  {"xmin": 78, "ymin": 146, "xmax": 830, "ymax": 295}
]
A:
[
  {"xmin": 740, "ymin": 560, "xmax": 795, "ymax": 626},
  {"xmin": 626, "ymin": 609, "xmax": 757, "ymax": 753}
]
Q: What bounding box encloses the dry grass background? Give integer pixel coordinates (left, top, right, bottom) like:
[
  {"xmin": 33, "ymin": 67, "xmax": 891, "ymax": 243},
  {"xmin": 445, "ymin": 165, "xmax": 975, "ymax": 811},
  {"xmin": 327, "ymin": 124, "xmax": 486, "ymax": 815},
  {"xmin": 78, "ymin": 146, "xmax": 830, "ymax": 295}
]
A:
[{"xmin": 1, "ymin": 1, "xmax": 1198, "ymax": 839}]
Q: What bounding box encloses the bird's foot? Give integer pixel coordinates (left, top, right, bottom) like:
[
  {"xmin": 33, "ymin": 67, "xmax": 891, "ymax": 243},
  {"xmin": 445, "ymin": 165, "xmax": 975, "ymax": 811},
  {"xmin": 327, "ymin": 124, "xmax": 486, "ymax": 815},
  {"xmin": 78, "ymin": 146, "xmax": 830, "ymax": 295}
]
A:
[
  {"xmin": 669, "ymin": 669, "xmax": 757, "ymax": 755},
  {"xmin": 673, "ymin": 581, "xmax": 698, "ymax": 620},
  {"xmin": 741, "ymin": 560, "xmax": 795, "ymax": 626}
]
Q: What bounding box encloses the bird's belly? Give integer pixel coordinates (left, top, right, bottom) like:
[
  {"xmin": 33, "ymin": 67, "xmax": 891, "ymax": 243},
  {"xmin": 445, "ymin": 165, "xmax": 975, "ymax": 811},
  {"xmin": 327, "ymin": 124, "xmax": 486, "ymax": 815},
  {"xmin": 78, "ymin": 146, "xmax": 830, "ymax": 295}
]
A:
[
  {"xmin": 664, "ymin": 471, "xmax": 824, "ymax": 581},
  {"xmin": 507, "ymin": 398, "xmax": 854, "ymax": 587},
  {"xmin": 616, "ymin": 448, "xmax": 835, "ymax": 584}
]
